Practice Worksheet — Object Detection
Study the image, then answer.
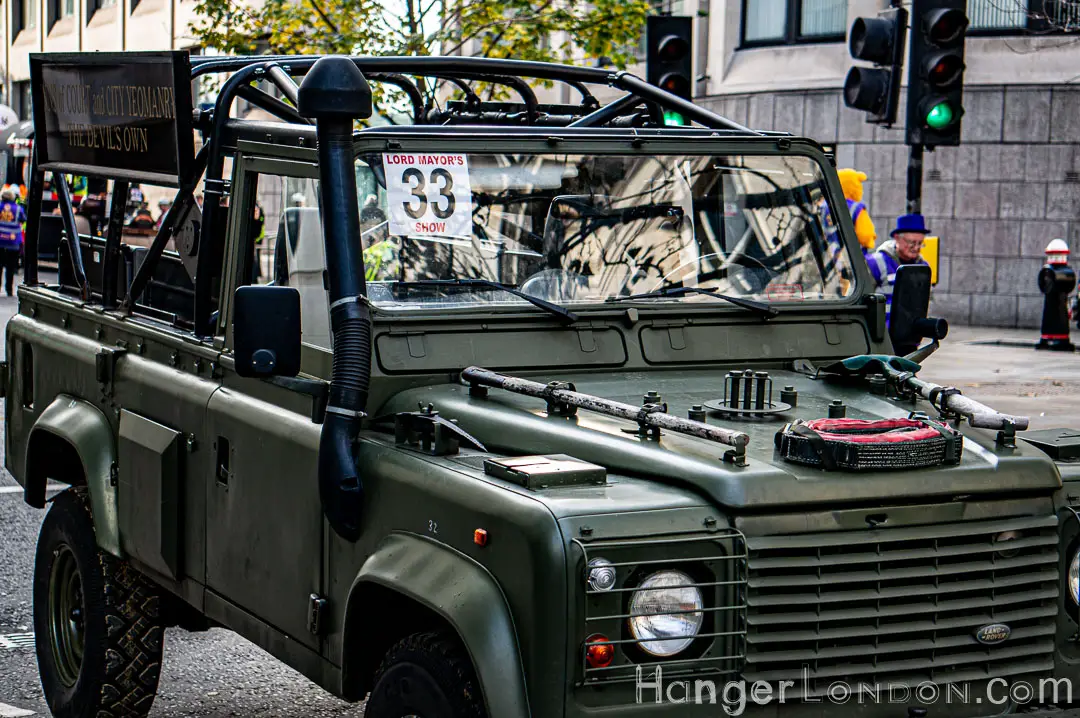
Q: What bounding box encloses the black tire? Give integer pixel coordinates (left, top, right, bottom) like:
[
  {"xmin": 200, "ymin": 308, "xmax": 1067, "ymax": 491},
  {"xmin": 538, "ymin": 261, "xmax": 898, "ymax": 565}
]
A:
[
  {"xmin": 33, "ymin": 489, "xmax": 165, "ymax": 718},
  {"xmin": 365, "ymin": 631, "xmax": 486, "ymax": 718}
]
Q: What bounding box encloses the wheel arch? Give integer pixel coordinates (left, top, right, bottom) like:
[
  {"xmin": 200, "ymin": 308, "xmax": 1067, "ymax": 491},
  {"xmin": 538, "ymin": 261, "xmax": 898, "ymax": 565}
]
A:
[
  {"xmin": 25, "ymin": 394, "xmax": 120, "ymax": 557},
  {"xmin": 340, "ymin": 532, "xmax": 531, "ymax": 718}
]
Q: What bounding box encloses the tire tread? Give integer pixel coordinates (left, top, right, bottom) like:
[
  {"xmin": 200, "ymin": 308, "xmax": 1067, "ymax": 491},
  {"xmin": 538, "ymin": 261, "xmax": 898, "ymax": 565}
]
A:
[
  {"xmin": 97, "ymin": 531, "xmax": 164, "ymax": 716},
  {"xmin": 368, "ymin": 630, "xmax": 486, "ymax": 718},
  {"xmin": 35, "ymin": 490, "xmax": 164, "ymax": 718}
]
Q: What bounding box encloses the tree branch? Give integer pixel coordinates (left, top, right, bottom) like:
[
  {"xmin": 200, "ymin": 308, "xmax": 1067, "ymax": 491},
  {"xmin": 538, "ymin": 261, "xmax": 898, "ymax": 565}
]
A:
[
  {"xmin": 306, "ymin": 0, "xmax": 339, "ymax": 35},
  {"xmin": 440, "ymin": 4, "xmax": 562, "ymax": 56}
]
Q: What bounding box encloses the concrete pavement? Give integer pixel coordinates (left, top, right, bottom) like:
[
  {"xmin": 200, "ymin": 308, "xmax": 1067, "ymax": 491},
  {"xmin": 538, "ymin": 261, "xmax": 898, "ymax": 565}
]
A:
[{"xmin": 919, "ymin": 325, "xmax": 1080, "ymax": 431}]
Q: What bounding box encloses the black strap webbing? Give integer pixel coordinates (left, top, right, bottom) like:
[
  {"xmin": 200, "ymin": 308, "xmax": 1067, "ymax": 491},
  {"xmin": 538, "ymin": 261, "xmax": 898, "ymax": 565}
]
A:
[
  {"xmin": 923, "ymin": 418, "xmax": 961, "ymax": 465},
  {"xmin": 791, "ymin": 424, "xmax": 837, "ymax": 471}
]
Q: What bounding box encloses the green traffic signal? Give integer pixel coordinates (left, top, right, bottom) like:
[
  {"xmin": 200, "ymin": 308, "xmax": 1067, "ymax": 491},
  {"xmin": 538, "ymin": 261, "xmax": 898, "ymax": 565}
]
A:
[
  {"xmin": 925, "ymin": 101, "xmax": 954, "ymax": 129},
  {"xmin": 663, "ymin": 110, "xmax": 686, "ymax": 126}
]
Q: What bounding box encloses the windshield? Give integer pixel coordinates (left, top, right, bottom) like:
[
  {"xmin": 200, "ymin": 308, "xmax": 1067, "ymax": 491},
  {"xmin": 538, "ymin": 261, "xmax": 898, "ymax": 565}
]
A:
[{"xmin": 353, "ymin": 151, "xmax": 857, "ymax": 311}]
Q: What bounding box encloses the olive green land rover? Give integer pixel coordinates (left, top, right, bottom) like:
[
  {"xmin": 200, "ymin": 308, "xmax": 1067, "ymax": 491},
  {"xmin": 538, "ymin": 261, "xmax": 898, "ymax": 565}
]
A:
[{"xmin": 6, "ymin": 51, "xmax": 1080, "ymax": 718}]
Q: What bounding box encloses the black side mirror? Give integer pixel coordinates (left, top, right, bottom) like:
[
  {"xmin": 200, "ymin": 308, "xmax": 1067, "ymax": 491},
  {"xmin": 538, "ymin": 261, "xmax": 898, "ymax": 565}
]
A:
[
  {"xmin": 233, "ymin": 285, "xmax": 302, "ymax": 378},
  {"xmin": 890, "ymin": 264, "xmax": 948, "ymax": 358}
]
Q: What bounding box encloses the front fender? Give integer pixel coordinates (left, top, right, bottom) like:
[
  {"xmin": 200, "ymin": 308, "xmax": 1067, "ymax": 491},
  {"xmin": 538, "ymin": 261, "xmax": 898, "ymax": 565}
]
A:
[
  {"xmin": 345, "ymin": 531, "xmax": 531, "ymax": 718},
  {"xmin": 26, "ymin": 394, "xmax": 120, "ymax": 557}
]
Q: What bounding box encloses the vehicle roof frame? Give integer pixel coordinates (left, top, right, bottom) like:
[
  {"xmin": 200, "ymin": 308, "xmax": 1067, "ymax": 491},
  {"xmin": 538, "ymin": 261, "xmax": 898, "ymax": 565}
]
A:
[{"xmin": 29, "ymin": 52, "xmax": 836, "ymax": 341}]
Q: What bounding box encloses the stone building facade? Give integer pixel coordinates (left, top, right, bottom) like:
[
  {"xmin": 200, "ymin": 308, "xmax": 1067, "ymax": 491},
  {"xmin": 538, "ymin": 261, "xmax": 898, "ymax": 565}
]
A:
[
  {"xmin": 695, "ymin": 0, "xmax": 1080, "ymax": 329},
  {"xmin": 1, "ymin": 0, "xmax": 209, "ymax": 118},
  {"xmin": 701, "ymin": 85, "xmax": 1080, "ymax": 328}
]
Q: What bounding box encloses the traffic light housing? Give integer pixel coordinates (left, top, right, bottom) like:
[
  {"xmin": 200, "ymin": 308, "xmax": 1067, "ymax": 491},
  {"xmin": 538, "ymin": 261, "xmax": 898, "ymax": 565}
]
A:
[
  {"xmin": 646, "ymin": 14, "xmax": 693, "ymax": 112},
  {"xmin": 843, "ymin": 6, "xmax": 907, "ymax": 125},
  {"xmin": 906, "ymin": 0, "xmax": 968, "ymax": 146}
]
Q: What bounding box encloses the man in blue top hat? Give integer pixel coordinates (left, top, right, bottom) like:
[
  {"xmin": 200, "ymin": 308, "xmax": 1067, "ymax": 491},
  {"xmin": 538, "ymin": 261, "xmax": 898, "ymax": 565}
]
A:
[{"xmin": 867, "ymin": 213, "xmax": 930, "ymax": 323}]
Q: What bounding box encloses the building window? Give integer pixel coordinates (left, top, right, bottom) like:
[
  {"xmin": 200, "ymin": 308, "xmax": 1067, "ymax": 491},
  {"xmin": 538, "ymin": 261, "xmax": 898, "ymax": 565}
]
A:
[
  {"xmin": 968, "ymin": 0, "xmax": 1080, "ymax": 33},
  {"xmin": 48, "ymin": 0, "xmax": 73, "ymax": 30},
  {"xmin": 12, "ymin": 82, "xmax": 30, "ymax": 119},
  {"xmin": 741, "ymin": 0, "xmax": 847, "ymax": 46},
  {"xmin": 968, "ymin": 0, "xmax": 1027, "ymax": 29},
  {"xmin": 11, "ymin": 0, "xmax": 25, "ymax": 35},
  {"xmin": 86, "ymin": 0, "xmax": 114, "ymax": 22}
]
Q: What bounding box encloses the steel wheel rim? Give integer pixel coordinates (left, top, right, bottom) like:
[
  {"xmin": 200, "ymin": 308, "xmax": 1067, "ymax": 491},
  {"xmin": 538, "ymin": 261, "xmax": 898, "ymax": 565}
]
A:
[{"xmin": 48, "ymin": 543, "xmax": 85, "ymax": 687}]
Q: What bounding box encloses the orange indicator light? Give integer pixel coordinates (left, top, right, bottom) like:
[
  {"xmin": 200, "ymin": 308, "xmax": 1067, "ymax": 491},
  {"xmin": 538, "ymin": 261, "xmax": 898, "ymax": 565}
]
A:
[{"xmin": 585, "ymin": 634, "xmax": 615, "ymax": 668}]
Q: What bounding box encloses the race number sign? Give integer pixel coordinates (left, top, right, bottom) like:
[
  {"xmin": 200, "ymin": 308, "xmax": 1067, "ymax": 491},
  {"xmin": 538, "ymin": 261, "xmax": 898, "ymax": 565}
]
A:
[{"xmin": 384, "ymin": 153, "xmax": 472, "ymax": 238}]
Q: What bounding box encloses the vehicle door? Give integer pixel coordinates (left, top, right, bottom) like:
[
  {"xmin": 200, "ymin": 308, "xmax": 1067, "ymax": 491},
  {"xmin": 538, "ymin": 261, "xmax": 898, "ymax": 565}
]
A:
[{"xmin": 203, "ymin": 153, "xmax": 330, "ymax": 650}]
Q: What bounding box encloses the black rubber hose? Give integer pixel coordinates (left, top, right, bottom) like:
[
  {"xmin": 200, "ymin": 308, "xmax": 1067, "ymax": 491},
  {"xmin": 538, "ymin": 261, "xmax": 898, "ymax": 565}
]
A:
[{"xmin": 314, "ymin": 116, "xmax": 371, "ymax": 542}]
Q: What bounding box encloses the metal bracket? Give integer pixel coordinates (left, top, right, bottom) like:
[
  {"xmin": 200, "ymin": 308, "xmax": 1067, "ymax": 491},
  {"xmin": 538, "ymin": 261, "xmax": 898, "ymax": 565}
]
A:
[
  {"xmin": 624, "ymin": 402, "xmax": 665, "ymax": 439},
  {"xmin": 723, "ymin": 444, "xmax": 748, "ymax": 467},
  {"xmin": 888, "ymin": 371, "xmax": 918, "ymax": 402},
  {"xmin": 203, "ymin": 177, "xmax": 231, "ymax": 198},
  {"xmin": 95, "ymin": 346, "xmax": 127, "ymax": 394},
  {"xmin": 928, "ymin": 386, "xmax": 962, "ymax": 423},
  {"xmin": 996, "ymin": 418, "xmax": 1017, "ymax": 450},
  {"xmin": 543, "ymin": 380, "xmax": 577, "ymax": 417},
  {"xmin": 392, "ymin": 404, "xmax": 487, "ymax": 456},
  {"xmin": 264, "ymin": 375, "xmax": 330, "ymax": 424}
]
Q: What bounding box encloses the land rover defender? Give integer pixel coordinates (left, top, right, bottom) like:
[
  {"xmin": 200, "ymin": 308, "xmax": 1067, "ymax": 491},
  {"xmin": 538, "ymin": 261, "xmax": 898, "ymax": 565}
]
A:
[{"xmin": 5, "ymin": 50, "xmax": 1080, "ymax": 718}]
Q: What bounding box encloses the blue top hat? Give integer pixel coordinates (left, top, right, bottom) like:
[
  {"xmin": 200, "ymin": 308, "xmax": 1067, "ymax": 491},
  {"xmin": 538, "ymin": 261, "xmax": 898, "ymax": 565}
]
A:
[{"xmin": 891, "ymin": 213, "xmax": 930, "ymax": 237}]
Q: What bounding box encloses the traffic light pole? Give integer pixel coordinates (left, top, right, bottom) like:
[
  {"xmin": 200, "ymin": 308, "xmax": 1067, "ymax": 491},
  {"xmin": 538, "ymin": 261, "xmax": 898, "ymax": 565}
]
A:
[{"xmin": 906, "ymin": 143, "xmax": 924, "ymax": 214}]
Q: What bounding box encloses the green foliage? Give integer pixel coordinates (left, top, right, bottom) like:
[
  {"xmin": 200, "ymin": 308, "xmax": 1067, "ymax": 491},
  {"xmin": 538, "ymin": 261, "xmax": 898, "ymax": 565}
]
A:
[{"xmin": 190, "ymin": 0, "xmax": 651, "ymax": 115}]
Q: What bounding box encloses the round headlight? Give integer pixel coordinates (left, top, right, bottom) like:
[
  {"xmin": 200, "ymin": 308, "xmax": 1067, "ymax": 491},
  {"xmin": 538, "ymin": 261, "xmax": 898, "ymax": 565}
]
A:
[
  {"xmin": 628, "ymin": 570, "xmax": 703, "ymax": 657},
  {"xmin": 1069, "ymin": 550, "xmax": 1080, "ymax": 606}
]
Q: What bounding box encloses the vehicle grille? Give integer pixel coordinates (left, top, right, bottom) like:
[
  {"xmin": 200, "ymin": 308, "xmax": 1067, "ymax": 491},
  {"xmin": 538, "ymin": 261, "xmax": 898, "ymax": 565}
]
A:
[
  {"xmin": 574, "ymin": 529, "xmax": 748, "ymax": 686},
  {"xmin": 743, "ymin": 515, "xmax": 1059, "ymax": 699}
]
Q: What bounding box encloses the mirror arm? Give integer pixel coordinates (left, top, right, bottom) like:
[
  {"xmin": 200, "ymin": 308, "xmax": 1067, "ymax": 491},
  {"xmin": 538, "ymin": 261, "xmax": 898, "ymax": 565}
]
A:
[
  {"xmin": 905, "ymin": 339, "xmax": 940, "ymax": 365},
  {"xmin": 263, "ymin": 375, "xmax": 330, "ymax": 424}
]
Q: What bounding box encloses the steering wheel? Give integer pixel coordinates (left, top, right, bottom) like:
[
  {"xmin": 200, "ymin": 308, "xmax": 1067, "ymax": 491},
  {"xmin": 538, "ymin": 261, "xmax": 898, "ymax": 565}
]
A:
[
  {"xmin": 520, "ymin": 268, "xmax": 591, "ymax": 302},
  {"xmin": 639, "ymin": 251, "xmax": 778, "ymax": 295}
]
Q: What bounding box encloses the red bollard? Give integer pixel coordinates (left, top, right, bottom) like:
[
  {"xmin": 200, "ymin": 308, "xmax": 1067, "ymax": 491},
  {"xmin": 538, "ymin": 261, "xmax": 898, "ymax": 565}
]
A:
[{"xmin": 1037, "ymin": 239, "xmax": 1076, "ymax": 351}]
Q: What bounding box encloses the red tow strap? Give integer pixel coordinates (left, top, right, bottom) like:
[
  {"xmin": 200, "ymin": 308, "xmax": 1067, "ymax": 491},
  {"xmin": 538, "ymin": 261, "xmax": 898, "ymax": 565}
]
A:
[{"xmin": 802, "ymin": 418, "xmax": 943, "ymax": 444}]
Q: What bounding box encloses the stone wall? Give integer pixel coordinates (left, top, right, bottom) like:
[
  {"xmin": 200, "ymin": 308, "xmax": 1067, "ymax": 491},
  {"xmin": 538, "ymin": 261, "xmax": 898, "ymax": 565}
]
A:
[{"xmin": 700, "ymin": 86, "xmax": 1080, "ymax": 328}]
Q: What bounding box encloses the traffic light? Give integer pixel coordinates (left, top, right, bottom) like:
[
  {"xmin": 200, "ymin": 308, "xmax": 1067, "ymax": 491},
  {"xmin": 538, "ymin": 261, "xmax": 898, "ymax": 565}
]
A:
[
  {"xmin": 906, "ymin": 0, "xmax": 968, "ymax": 146},
  {"xmin": 646, "ymin": 14, "xmax": 693, "ymax": 108},
  {"xmin": 843, "ymin": 6, "xmax": 908, "ymax": 125}
]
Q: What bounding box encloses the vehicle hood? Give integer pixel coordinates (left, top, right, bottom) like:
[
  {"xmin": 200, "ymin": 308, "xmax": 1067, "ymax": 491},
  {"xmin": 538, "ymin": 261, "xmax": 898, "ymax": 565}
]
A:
[{"xmin": 376, "ymin": 368, "xmax": 1061, "ymax": 510}]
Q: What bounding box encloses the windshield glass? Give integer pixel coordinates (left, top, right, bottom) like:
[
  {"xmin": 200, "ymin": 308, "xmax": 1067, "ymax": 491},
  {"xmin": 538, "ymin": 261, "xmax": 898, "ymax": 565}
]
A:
[{"xmin": 353, "ymin": 151, "xmax": 857, "ymax": 311}]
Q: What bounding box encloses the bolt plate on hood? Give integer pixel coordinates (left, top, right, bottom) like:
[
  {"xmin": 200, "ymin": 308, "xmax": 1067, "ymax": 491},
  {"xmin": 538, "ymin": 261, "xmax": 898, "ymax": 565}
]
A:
[{"xmin": 484, "ymin": 454, "xmax": 607, "ymax": 489}]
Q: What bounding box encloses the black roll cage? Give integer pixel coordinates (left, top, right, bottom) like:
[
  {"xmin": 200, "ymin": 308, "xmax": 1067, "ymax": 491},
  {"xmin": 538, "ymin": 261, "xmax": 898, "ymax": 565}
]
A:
[{"xmin": 24, "ymin": 53, "xmax": 770, "ymax": 338}]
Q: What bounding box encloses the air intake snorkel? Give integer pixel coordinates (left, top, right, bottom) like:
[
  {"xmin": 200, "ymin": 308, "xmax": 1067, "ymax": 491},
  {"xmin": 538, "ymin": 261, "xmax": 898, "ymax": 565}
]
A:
[{"xmin": 297, "ymin": 57, "xmax": 373, "ymax": 542}]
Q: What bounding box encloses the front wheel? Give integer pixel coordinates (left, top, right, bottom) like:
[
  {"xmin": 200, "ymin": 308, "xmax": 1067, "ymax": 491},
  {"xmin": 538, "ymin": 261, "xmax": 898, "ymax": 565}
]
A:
[
  {"xmin": 365, "ymin": 631, "xmax": 486, "ymax": 718},
  {"xmin": 33, "ymin": 489, "xmax": 165, "ymax": 718}
]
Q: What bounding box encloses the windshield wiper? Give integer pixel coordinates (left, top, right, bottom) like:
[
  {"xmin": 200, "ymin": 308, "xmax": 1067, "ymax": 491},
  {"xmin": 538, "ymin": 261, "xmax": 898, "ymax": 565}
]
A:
[
  {"xmin": 606, "ymin": 286, "xmax": 779, "ymax": 318},
  {"xmin": 392, "ymin": 279, "xmax": 579, "ymax": 324}
]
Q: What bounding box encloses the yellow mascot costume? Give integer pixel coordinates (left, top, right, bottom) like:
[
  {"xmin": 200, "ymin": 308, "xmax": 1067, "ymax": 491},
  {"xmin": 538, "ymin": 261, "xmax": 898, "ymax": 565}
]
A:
[{"xmin": 836, "ymin": 168, "xmax": 877, "ymax": 254}]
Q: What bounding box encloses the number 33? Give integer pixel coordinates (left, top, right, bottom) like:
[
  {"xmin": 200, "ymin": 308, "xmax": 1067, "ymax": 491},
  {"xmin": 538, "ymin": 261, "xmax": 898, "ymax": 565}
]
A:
[{"xmin": 402, "ymin": 168, "xmax": 455, "ymax": 220}]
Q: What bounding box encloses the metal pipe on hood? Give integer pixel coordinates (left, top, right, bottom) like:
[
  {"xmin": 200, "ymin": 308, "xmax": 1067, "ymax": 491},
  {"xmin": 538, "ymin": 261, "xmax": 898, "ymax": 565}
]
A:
[
  {"xmin": 298, "ymin": 57, "xmax": 374, "ymax": 542},
  {"xmin": 461, "ymin": 366, "xmax": 750, "ymax": 450},
  {"xmin": 875, "ymin": 362, "xmax": 1030, "ymax": 431}
]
